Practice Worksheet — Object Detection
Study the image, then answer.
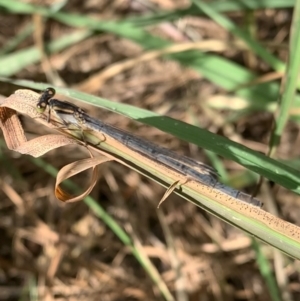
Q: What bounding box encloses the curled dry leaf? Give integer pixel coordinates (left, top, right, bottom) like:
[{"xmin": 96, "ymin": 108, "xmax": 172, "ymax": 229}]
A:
[
  {"xmin": 0, "ymin": 89, "xmax": 112, "ymax": 202},
  {"xmin": 56, "ymin": 155, "xmax": 112, "ymax": 203},
  {"xmin": 0, "ymin": 106, "xmax": 27, "ymax": 151},
  {"xmin": 0, "ymin": 89, "xmax": 77, "ymax": 156}
]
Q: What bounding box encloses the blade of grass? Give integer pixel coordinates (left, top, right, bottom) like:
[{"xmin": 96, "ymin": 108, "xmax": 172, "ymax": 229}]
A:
[
  {"xmin": 269, "ymin": 1, "xmax": 300, "ymax": 156},
  {"xmin": 28, "ymin": 130, "xmax": 300, "ymax": 261},
  {"xmin": 3, "ymin": 88, "xmax": 300, "ymax": 259},
  {"xmin": 124, "ymin": 0, "xmax": 296, "ymax": 26},
  {"xmin": 0, "ymin": 30, "xmax": 93, "ymax": 77},
  {"xmin": 2, "ymin": 78, "xmax": 300, "ymax": 194},
  {"xmin": 191, "ymin": 0, "xmax": 284, "ymax": 71},
  {"xmin": 0, "ymin": 23, "xmax": 33, "ymax": 56},
  {"xmin": 252, "ymin": 239, "xmax": 282, "ymax": 301},
  {"xmin": 187, "ymin": 109, "xmax": 229, "ymax": 181},
  {"xmin": 0, "ymin": 141, "xmax": 25, "ymax": 181},
  {"xmin": 28, "ymin": 276, "xmax": 38, "ymax": 301}
]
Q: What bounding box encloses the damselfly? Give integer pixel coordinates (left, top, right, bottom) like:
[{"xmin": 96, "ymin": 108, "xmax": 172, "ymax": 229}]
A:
[{"xmin": 36, "ymin": 88, "xmax": 262, "ymax": 208}]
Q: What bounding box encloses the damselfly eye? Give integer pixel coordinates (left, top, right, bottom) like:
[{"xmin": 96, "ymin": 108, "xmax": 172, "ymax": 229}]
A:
[
  {"xmin": 36, "ymin": 102, "xmax": 47, "ymax": 113},
  {"xmin": 46, "ymin": 87, "xmax": 55, "ymax": 97}
]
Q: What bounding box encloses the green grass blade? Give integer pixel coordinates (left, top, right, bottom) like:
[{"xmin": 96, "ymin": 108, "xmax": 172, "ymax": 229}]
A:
[
  {"xmin": 252, "ymin": 239, "xmax": 282, "ymax": 301},
  {"xmin": 3, "ymin": 84, "xmax": 300, "ymax": 259},
  {"xmin": 0, "ymin": 30, "xmax": 93, "ymax": 77},
  {"xmin": 2, "ymin": 78, "xmax": 300, "ymax": 195},
  {"xmin": 0, "ymin": 23, "xmax": 33, "ymax": 56},
  {"xmin": 191, "ymin": 0, "xmax": 284, "ymax": 71},
  {"xmin": 126, "ymin": 0, "xmax": 296, "ymax": 26},
  {"xmin": 269, "ymin": 1, "xmax": 300, "ymax": 154},
  {"xmin": 27, "ymin": 118, "xmax": 300, "ymax": 261}
]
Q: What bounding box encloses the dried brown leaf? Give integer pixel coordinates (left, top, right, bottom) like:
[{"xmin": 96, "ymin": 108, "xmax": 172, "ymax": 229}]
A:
[
  {"xmin": 0, "ymin": 89, "xmax": 114, "ymax": 202},
  {"xmin": 157, "ymin": 180, "xmax": 180, "ymax": 208},
  {"xmin": 0, "ymin": 106, "xmax": 27, "ymax": 150},
  {"xmin": 56, "ymin": 155, "xmax": 112, "ymax": 203}
]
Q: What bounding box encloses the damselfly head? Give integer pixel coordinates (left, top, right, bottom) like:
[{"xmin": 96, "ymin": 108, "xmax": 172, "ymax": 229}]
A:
[{"xmin": 37, "ymin": 87, "xmax": 56, "ymax": 113}]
